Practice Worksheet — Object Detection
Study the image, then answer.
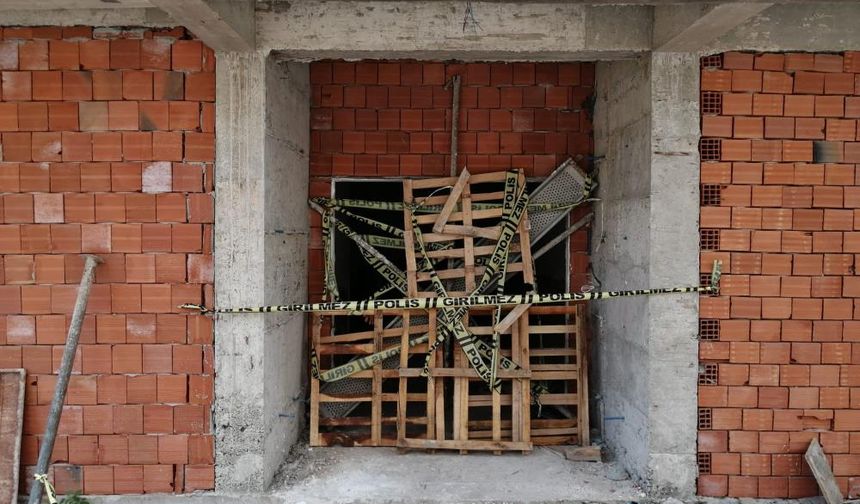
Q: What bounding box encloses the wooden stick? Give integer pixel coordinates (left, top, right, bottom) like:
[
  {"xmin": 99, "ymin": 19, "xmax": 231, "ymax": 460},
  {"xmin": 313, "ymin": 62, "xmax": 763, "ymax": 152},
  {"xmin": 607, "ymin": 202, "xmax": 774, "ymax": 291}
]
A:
[
  {"xmin": 28, "ymin": 255, "xmax": 102, "ymax": 504},
  {"xmin": 448, "ymin": 75, "xmax": 461, "ymax": 176},
  {"xmin": 371, "ymin": 311, "xmax": 383, "ymax": 445},
  {"xmin": 310, "ymin": 315, "xmax": 322, "ymax": 447},
  {"xmin": 494, "ymin": 303, "xmax": 532, "ymax": 334},
  {"xmin": 440, "ymin": 224, "xmax": 500, "ymax": 240},
  {"xmin": 533, "ymin": 213, "xmax": 593, "ymax": 260},
  {"xmin": 433, "ymin": 167, "xmax": 470, "ymax": 233}
]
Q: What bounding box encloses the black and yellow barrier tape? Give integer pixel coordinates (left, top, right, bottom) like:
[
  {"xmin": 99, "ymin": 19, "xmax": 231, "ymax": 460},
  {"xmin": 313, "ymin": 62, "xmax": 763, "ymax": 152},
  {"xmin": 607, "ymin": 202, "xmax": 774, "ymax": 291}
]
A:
[
  {"xmin": 410, "ymin": 170, "xmax": 528, "ymax": 390},
  {"xmin": 309, "ymin": 196, "xmax": 593, "ymax": 214},
  {"xmin": 180, "ymin": 282, "xmax": 719, "ymax": 315},
  {"xmin": 34, "ymin": 474, "xmax": 58, "ymax": 504}
]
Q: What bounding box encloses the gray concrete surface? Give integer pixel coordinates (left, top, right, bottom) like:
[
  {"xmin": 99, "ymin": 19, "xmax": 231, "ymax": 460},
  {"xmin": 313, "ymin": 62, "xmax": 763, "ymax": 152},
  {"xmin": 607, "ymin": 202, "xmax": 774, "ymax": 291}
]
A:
[
  {"xmin": 592, "ymin": 56, "xmax": 653, "ymax": 489},
  {"xmin": 257, "ymin": 1, "xmax": 651, "ymax": 60},
  {"xmin": 645, "ymin": 52, "xmax": 701, "ymax": 496},
  {"xmin": 591, "ymin": 53, "xmax": 700, "ymax": 497},
  {"xmin": 272, "ymin": 446, "xmax": 645, "ymax": 504},
  {"xmin": 213, "ymin": 53, "xmax": 310, "ymax": 491}
]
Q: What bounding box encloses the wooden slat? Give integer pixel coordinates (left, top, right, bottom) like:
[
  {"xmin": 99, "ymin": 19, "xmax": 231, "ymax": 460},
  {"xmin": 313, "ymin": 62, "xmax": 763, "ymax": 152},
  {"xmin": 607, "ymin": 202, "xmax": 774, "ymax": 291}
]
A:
[
  {"xmin": 415, "ymin": 206, "xmax": 505, "ymax": 224},
  {"xmin": 398, "ymin": 368, "xmax": 530, "ymax": 378},
  {"xmin": 469, "ymin": 393, "xmax": 578, "ymax": 407},
  {"xmin": 321, "ymin": 324, "xmax": 429, "ymax": 344},
  {"xmin": 309, "ymin": 317, "xmax": 322, "ymax": 447},
  {"xmin": 432, "ymin": 168, "xmax": 470, "ymax": 233},
  {"xmin": 410, "ymin": 171, "xmax": 507, "ymax": 189},
  {"xmin": 577, "ymin": 304, "xmax": 591, "ymax": 446},
  {"xmin": 0, "ymin": 369, "xmax": 25, "ymax": 504},
  {"xmin": 371, "ymin": 312, "xmax": 383, "ymax": 445},
  {"xmin": 398, "ymin": 438, "xmax": 532, "ymax": 452}
]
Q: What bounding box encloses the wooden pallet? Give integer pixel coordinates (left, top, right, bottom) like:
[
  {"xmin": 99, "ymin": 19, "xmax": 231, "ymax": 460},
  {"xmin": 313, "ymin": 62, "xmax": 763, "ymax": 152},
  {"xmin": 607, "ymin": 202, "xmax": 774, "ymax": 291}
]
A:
[
  {"xmin": 310, "ymin": 310, "xmax": 434, "ymax": 447},
  {"xmin": 308, "ymin": 170, "xmax": 590, "ymax": 452},
  {"xmin": 399, "ymin": 171, "xmax": 534, "ymax": 452}
]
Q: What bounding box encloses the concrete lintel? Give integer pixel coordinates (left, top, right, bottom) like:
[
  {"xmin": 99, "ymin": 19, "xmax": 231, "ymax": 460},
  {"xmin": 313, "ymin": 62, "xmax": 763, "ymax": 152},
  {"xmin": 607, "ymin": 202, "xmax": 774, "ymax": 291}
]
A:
[
  {"xmin": 654, "ymin": 2, "xmax": 773, "ymax": 52},
  {"xmin": 258, "ymin": 1, "xmax": 651, "ymax": 60},
  {"xmin": 151, "ymin": 0, "xmax": 255, "ymax": 51}
]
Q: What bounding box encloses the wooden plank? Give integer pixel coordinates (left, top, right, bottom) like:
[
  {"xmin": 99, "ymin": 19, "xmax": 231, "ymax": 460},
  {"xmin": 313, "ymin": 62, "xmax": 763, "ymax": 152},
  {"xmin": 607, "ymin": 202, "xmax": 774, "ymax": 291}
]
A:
[
  {"xmin": 430, "ymin": 311, "xmax": 444, "ymax": 442},
  {"xmin": 399, "ymin": 368, "xmax": 530, "ymax": 378},
  {"xmin": 321, "ymin": 324, "xmax": 429, "ymax": 344},
  {"xmin": 370, "ymin": 312, "xmax": 380, "ymax": 446},
  {"xmin": 309, "ymin": 317, "xmax": 322, "ymax": 447},
  {"xmin": 321, "ymin": 416, "xmax": 428, "ymax": 426},
  {"xmin": 469, "ymin": 393, "xmax": 578, "ymax": 407},
  {"xmin": 560, "ymin": 445, "xmax": 603, "ymax": 462},
  {"xmin": 440, "ymin": 224, "xmax": 501, "ymax": 240},
  {"xmin": 460, "ymin": 182, "xmax": 476, "ymax": 454},
  {"xmin": 0, "ymin": 369, "xmax": 25, "ymax": 504},
  {"xmin": 416, "ymin": 207, "xmax": 505, "ymax": 225},
  {"xmin": 397, "ymin": 311, "xmax": 409, "ymax": 446},
  {"xmin": 415, "ymin": 262, "xmax": 524, "ymax": 282},
  {"xmin": 494, "ymin": 303, "xmax": 532, "ymax": 334},
  {"xmin": 398, "ymin": 438, "xmax": 532, "ymax": 452},
  {"xmin": 805, "ymin": 438, "xmax": 843, "ymax": 504},
  {"xmin": 414, "ymin": 190, "xmax": 504, "ymax": 209},
  {"xmin": 517, "ymin": 202, "xmax": 534, "ymax": 452},
  {"xmin": 577, "ymin": 304, "xmax": 591, "ymax": 447},
  {"xmin": 432, "ymin": 168, "xmax": 470, "ymax": 233},
  {"xmin": 411, "ymin": 171, "xmax": 506, "ymax": 189}
]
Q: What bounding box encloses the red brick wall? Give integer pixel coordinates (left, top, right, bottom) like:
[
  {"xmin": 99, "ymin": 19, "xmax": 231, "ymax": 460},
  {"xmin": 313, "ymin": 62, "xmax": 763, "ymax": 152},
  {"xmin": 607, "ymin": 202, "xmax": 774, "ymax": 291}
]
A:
[
  {"xmin": 308, "ymin": 60, "xmax": 595, "ymax": 301},
  {"xmin": 0, "ymin": 26, "xmax": 214, "ymax": 494},
  {"xmin": 698, "ymin": 51, "xmax": 860, "ymax": 498}
]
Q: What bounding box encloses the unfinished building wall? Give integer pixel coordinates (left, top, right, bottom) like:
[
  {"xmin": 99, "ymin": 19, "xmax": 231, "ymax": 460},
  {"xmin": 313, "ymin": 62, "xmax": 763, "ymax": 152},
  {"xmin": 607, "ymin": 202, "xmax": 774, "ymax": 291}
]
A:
[
  {"xmin": 698, "ymin": 51, "xmax": 860, "ymax": 499},
  {"xmin": 308, "ymin": 60, "xmax": 596, "ymax": 301},
  {"xmin": 0, "ymin": 26, "xmax": 215, "ymax": 494}
]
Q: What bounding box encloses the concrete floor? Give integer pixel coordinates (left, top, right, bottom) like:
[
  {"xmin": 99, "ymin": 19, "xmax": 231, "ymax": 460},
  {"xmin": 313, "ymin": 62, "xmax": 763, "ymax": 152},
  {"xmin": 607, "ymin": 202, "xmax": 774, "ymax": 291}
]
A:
[
  {"xmin": 270, "ymin": 446, "xmax": 645, "ymax": 503},
  {"xmin": 68, "ymin": 445, "xmax": 831, "ymax": 504}
]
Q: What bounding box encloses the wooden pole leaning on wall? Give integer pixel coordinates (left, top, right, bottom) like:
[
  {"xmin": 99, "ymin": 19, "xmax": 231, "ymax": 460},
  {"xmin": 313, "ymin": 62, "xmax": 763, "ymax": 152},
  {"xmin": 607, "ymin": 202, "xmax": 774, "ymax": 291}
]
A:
[
  {"xmin": 28, "ymin": 255, "xmax": 103, "ymax": 504},
  {"xmin": 448, "ymin": 75, "xmax": 461, "ymax": 176}
]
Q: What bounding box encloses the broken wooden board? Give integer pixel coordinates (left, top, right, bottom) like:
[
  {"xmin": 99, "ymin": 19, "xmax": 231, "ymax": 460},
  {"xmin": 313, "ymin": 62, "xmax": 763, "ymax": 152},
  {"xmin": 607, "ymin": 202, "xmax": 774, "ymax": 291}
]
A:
[
  {"xmin": 0, "ymin": 369, "xmax": 25, "ymax": 504},
  {"xmin": 805, "ymin": 438, "xmax": 843, "ymax": 504},
  {"xmin": 558, "ymin": 444, "xmax": 602, "ymax": 462}
]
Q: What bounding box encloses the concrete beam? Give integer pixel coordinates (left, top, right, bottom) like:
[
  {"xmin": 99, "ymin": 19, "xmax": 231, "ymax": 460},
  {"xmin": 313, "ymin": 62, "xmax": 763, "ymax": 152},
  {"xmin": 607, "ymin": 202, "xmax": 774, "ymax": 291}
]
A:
[
  {"xmin": 654, "ymin": 2, "xmax": 773, "ymax": 52},
  {"xmin": 258, "ymin": 1, "xmax": 651, "ymax": 60},
  {"xmin": 714, "ymin": 2, "xmax": 860, "ymax": 52},
  {"xmin": 151, "ymin": 0, "xmax": 255, "ymax": 51},
  {"xmin": 0, "ymin": 8, "xmax": 168, "ymax": 26},
  {"xmin": 0, "ymin": 0, "xmax": 149, "ymax": 9}
]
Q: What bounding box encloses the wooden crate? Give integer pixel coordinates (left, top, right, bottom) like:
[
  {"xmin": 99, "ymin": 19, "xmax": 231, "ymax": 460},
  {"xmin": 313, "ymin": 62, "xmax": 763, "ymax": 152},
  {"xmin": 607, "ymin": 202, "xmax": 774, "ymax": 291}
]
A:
[{"xmin": 308, "ymin": 169, "xmax": 590, "ymax": 452}]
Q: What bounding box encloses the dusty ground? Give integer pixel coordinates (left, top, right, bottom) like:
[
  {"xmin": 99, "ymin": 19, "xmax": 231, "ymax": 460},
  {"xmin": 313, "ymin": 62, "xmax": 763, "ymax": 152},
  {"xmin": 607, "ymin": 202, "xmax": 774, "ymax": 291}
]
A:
[
  {"xmin": 270, "ymin": 444, "xmax": 645, "ymax": 503},
  {"xmin": 70, "ymin": 445, "xmax": 827, "ymax": 504}
]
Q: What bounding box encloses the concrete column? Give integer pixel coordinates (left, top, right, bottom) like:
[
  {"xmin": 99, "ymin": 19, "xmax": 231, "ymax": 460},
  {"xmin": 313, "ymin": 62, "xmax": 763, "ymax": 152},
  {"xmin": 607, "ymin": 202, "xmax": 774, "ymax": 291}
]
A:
[
  {"xmin": 592, "ymin": 52, "xmax": 699, "ymax": 497},
  {"xmin": 214, "ymin": 52, "xmax": 309, "ymax": 491},
  {"xmin": 645, "ymin": 52, "xmax": 700, "ymax": 495}
]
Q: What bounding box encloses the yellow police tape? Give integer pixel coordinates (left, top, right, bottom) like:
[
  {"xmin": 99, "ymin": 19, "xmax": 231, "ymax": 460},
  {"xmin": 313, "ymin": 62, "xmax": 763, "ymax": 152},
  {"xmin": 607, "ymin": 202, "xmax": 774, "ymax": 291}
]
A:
[
  {"xmin": 34, "ymin": 473, "xmax": 58, "ymax": 504},
  {"xmin": 182, "ymin": 284, "xmax": 716, "ymax": 315},
  {"xmin": 410, "ymin": 170, "xmax": 528, "ymax": 390}
]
